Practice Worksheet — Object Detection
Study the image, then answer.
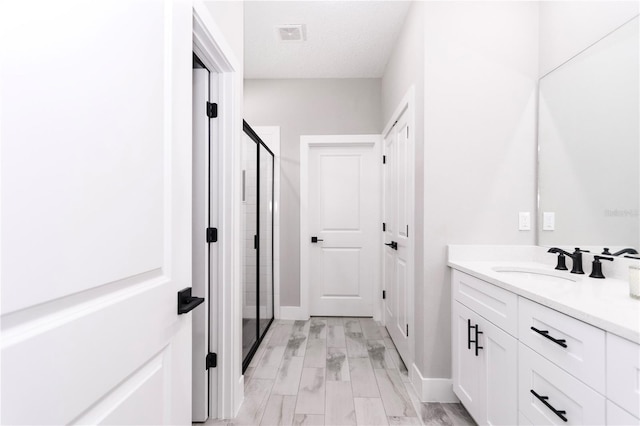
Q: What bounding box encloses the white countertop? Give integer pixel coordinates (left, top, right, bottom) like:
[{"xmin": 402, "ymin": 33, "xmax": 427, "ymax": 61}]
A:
[{"xmin": 448, "ymin": 245, "xmax": 640, "ymax": 344}]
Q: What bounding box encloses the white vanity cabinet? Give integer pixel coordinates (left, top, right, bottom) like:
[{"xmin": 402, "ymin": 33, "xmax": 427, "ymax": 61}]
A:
[
  {"xmin": 451, "ymin": 267, "xmax": 640, "ymax": 426},
  {"xmin": 452, "ymin": 270, "xmax": 518, "ymax": 425}
]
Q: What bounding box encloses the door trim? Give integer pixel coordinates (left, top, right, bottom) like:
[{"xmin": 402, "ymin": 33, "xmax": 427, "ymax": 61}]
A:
[
  {"xmin": 193, "ymin": 3, "xmax": 243, "ymax": 419},
  {"xmin": 381, "ymin": 86, "xmax": 416, "ymax": 371},
  {"xmin": 300, "ymin": 135, "xmax": 382, "ymax": 320}
]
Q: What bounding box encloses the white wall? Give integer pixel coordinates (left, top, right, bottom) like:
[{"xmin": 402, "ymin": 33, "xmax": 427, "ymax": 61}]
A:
[
  {"xmin": 204, "ymin": 1, "xmax": 244, "ymax": 66},
  {"xmin": 539, "ymin": 1, "xmax": 639, "ymax": 76},
  {"xmin": 421, "ymin": 1, "xmax": 539, "ymax": 380},
  {"xmin": 243, "ymin": 79, "xmax": 382, "ymax": 306}
]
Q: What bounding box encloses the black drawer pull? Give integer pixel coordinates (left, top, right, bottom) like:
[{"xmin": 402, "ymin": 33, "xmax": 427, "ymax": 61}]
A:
[
  {"xmin": 530, "ymin": 389, "xmax": 567, "ymax": 422},
  {"xmin": 531, "ymin": 326, "xmax": 567, "ymax": 348}
]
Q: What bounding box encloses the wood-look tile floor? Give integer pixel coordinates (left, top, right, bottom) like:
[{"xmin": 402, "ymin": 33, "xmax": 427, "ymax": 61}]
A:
[{"xmin": 204, "ymin": 317, "xmax": 476, "ymax": 426}]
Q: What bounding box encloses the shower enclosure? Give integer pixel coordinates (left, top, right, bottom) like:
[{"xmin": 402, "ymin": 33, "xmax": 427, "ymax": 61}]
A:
[{"xmin": 242, "ymin": 121, "xmax": 274, "ymax": 370}]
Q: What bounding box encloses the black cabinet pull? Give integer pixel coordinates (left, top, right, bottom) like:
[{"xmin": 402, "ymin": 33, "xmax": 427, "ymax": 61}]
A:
[
  {"xmin": 467, "ymin": 319, "xmax": 483, "ymax": 356},
  {"xmin": 531, "ymin": 326, "xmax": 567, "ymax": 348},
  {"xmin": 384, "ymin": 241, "xmax": 398, "ymax": 250},
  {"xmin": 177, "ymin": 287, "xmax": 205, "ymax": 315},
  {"xmin": 311, "ymin": 236, "xmax": 324, "ymax": 243},
  {"xmin": 475, "ymin": 327, "xmax": 483, "ymax": 356},
  {"xmin": 530, "ymin": 389, "xmax": 567, "ymax": 422}
]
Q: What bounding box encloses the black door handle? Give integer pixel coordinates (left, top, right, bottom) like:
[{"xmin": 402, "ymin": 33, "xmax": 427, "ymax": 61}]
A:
[
  {"xmin": 385, "ymin": 241, "xmax": 398, "ymax": 250},
  {"xmin": 311, "ymin": 236, "xmax": 324, "ymax": 243},
  {"xmin": 177, "ymin": 287, "xmax": 205, "ymax": 315}
]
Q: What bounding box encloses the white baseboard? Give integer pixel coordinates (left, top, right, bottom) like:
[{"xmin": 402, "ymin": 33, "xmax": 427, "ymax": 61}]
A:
[
  {"xmin": 234, "ymin": 374, "xmax": 244, "ymax": 418},
  {"xmin": 278, "ymin": 306, "xmax": 309, "ymax": 321},
  {"xmin": 410, "ymin": 363, "xmax": 459, "ymax": 403}
]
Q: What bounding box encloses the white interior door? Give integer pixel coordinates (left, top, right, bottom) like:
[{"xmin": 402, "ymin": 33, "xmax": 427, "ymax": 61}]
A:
[
  {"xmin": 192, "ymin": 67, "xmax": 210, "ymax": 422},
  {"xmin": 1, "ymin": 2, "xmax": 193, "ymax": 424},
  {"xmin": 303, "ymin": 136, "xmax": 381, "ymax": 317},
  {"xmin": 383, "ymin": 110, "xmax": 412, "ymax": 365}
]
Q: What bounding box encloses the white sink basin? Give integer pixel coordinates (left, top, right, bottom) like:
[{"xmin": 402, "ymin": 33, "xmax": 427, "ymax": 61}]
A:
[{"xmin": 491, "ymin": 266, "xmax": 579, "ymax": 283}]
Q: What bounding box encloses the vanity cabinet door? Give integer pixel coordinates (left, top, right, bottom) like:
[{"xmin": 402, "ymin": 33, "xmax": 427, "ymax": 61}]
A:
[
  {"xmin": 452, "ymin": 301, "xmax": 482, "ymax": 422},
  {"xmin": 477, "ymin": 314, "xmax": 518, "ymax": 425},
  {"xmin": 606, "ymin": 333, "xmax": 640, "ymax": 418},
  {"xmin": 453, "ymin": 301, "xmax": 517, "ymax": 425}
]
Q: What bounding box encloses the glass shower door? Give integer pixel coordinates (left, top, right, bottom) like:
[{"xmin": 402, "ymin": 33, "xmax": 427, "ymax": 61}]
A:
[
  {"xmin": 241, "ymin": 128, "xmax": 258, "ymax": 362},
  {"xmin": 242, "ymin": 121, "xmax": 275, "ymax": 370},
  {"xmin": 258, "ymin": 143, "xmax": 274, "ymax": 338}
]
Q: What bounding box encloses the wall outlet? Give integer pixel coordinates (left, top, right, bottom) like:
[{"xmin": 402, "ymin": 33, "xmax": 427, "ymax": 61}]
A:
[
  {"xmin": 518, "ymin": 212, "xmax": 531, "ymax": 231},
  {"xmin": 543, "ymin": 212, "xmax": 555, "ymax": 231}
]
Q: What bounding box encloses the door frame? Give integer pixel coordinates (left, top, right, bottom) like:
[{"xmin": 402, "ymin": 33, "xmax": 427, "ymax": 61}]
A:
[
  {"xmin": 381, "ymin": 86, "xmax": 416, "ymax": 370},
  {"xmin": 300, "ymin": 134, "xmax": 382, "ymax": 320},
  {"xmin": 193, "ymin": 3, "xmax": 243, "ymax": 419}
]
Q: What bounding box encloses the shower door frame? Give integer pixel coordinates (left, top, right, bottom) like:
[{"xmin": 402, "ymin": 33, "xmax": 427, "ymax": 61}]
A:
[{"xmin": 242, "ymin": 120, "xmax": 275, "ymax": 372}]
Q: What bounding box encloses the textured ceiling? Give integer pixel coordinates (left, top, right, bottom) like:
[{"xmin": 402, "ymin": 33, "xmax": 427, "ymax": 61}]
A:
[{"xmin": 244, "ymin": 1, "xmax": 411, "ymax": 79}]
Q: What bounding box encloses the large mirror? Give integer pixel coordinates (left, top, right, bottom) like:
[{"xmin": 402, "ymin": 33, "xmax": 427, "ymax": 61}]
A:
[{"xmin": 538, "ymin": 16, "xmax": 639, "ymax": 253}]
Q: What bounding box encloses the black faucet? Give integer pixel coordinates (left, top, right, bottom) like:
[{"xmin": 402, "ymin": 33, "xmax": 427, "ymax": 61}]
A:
[
  {"xmin": 589, "ymin": 255, "xmax": 614, "ymax": 279},
  {"xmin": 602, "ymin": 247, "xmax": 639, "ymax": 256},
  {"xmin": 547, "ymin": 247, "xmax": 569, "ymax": 270},
  {"xmin": 548, "ymin": 247, "xmax": 590, "ymax": 274}
]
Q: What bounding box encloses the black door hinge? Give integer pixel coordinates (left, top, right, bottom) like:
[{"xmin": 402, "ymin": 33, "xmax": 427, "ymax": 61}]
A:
[
  {"xmin": 206, "ymin": 227, "xmax": 218, "ymax": 243},
  {"xmin": 382, "ymin": 222, "xmax": 386, "ymax": 232},
  {"xmin": 206, "ymin": 352, "xmax": 217, "ymax": 369},
  {"xmin": 206, "ymin": 102, "xmax": 218, "ymax": 118},
  {"xmin": 383, "ymin": 155, "xmax": 386, "ymax": 164},
  {"xmin": 382, "ymin": 290, "xmax": 386, "ymax": 299}
]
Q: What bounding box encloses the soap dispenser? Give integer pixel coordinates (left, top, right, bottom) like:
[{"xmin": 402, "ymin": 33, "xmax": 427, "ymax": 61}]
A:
[{"xmin": 589, "ymin": 255, "xmax": 614, "ymax": 279}]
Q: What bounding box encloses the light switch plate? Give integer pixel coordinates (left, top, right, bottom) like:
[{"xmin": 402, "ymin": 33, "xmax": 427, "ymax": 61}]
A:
[
  {"xmin": 519, "ymin": 212, "xmax": 531, "ymax": 231},
  {"xmin": 543, "ymin": 212, "xmax": 555, "ymax": 231}
]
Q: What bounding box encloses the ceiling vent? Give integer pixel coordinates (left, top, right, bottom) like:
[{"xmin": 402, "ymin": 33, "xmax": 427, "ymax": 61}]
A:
[{"xmin": 276, "ymin": 24, "xmax": 305, "ymax": 42}]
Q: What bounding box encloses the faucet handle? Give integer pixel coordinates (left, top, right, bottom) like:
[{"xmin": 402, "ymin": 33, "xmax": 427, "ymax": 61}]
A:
[
  {"xmin": 602, "ymin": 248, "xmax": 612, "ymax": 255},
  {"xmin": 547, "ymin": 248, "xmax": 569, "ymax": 271},
  {"xmin": 589, "ymin": 255, "xmax": 614, "ymax": 279},
  {"xmin": 574, "ymin": 247, "xmax": 590, "ymax": 253}
]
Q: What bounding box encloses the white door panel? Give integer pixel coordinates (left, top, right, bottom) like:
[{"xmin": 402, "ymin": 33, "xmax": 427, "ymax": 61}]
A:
[
  {"xmin": 304, "ymin": 137, "xmax": 380, "ymax": 317},
  {"xmin": 1, "ymin": 2, "xmax": 192, "ymax": 424},
  {"xmin": 383, "ymin": 110, "xmax": 412, "ymax": 366},
  {"xmin": 192, "ymin": 67, "xmax": 210, "ymax": 422}
]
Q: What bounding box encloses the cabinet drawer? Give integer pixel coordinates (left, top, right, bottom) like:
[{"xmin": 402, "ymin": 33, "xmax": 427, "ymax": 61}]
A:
[
  {"xmin": 606, "ymin": 333, "xmax": 640, "ymax": 418},
  {"xmin": 607, "ymin": 400, "xmax": 640, "ymax": 426},
  {"xmin": 452, "ymin": 270, "xmax": 518, "ymax": 336},
  {"xmin": 519, "ymin": 297, "xmax": 605, "ymax": 393},
  {"xmin": 519, "ymin": 343, "xmax": 605, "ymax": 425}
]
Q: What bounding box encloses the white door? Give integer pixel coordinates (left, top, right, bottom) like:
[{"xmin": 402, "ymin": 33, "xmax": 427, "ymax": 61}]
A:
[
  {"xmin": 383, "ymin": 111, "xmax": 411, "ymax": 364},
  {"xmin": 1, "ymin": 2, "xmax": 193, "ymax": 424},
  {"xmin": 192, "ymin": 65, "xmax": 220, "ymax": 421},
  {"xmin": 302, "ymin": 136, "xmax": 381, "ymax": 317}
]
